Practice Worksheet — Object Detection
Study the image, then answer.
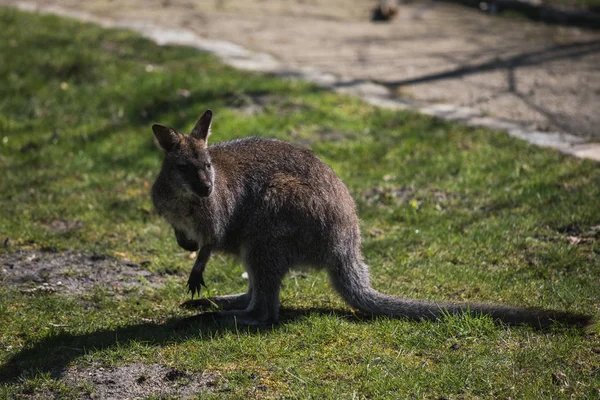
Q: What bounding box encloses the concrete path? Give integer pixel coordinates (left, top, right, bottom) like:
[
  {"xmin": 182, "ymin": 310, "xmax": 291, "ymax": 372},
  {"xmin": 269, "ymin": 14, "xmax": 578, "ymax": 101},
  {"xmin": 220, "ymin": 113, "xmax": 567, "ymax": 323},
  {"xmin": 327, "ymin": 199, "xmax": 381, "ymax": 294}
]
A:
[{"xmin": 4, "ymin": 0, "xmax": 600, "ymax": 160}]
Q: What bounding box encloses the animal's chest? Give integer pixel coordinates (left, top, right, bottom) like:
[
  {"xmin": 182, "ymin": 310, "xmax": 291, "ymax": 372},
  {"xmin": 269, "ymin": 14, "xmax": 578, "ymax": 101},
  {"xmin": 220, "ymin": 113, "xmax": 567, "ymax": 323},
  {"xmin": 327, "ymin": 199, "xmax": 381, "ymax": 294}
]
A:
[{"xmin": 162, "ymin": 200, "xmax": 207, "ymax": 243}]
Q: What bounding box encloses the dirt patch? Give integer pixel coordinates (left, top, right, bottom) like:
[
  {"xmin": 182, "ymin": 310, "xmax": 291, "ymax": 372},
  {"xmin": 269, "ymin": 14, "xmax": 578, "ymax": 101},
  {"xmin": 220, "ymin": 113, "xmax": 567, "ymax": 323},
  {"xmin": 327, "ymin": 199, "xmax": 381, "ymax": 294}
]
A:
[
  {"xmin": 556, "ymin": 223, "xmax": 600, "ymax": 245},
  {"xmin": 63, "ymin": 363, "xmax": 218, "ymax": 399},
  {"xmin": 315, "ymin": 129, "xmax": 350, "ymax": 142},
  {"xmin": 361, "ymin": 185, "xmax": 459, "ymax": 208},
  {"xmin": 362, "ymin": 185, "xmax": 415, "ymax": 207},
  {"xmin": 44, "ymin": 219, "xmax": 83, "ymax": 233},
  {"xmin": 290, "ymin": 128, "xmax": 356, "ymax": 147},
  {"xmin": 0, "ymin": 250, "xmax": 164, "ymax": 296},
  {"xmin": 225, "ymin": 92, "xmax": 268, "ymax": 115},
  {"xmin": 225, "ymin": 91, "xmax": 307, "ymax": 116}
]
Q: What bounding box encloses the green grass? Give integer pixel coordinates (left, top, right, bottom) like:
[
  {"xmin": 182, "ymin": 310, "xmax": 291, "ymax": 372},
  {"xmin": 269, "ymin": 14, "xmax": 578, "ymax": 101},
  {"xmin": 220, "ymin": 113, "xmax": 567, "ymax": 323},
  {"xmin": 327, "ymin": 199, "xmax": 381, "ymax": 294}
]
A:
[{"xmin": 1, "ymin": 7, "xmax": 599, "ymax": 399}]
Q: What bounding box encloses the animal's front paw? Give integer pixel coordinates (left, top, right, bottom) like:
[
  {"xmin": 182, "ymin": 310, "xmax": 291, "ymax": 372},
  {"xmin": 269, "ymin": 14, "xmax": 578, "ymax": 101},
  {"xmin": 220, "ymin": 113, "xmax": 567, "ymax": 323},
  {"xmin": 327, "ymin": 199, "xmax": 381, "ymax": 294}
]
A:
[{"xmin": 186, "ymin": 270, "xmax": 206, "ymax": 299}]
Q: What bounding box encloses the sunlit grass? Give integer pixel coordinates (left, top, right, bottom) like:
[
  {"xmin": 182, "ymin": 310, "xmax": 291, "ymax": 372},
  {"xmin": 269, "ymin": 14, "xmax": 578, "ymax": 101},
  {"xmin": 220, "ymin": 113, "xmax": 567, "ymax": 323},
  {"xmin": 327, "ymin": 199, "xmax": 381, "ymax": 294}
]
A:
[{"xmin": 0, "ymin": 7, "xmax": 599, "ymax": 399}]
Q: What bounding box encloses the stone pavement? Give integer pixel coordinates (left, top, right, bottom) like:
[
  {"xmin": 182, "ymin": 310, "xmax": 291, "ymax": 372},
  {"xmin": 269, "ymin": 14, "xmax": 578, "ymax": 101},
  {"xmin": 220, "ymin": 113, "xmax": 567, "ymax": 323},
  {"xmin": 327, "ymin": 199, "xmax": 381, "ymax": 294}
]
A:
[{"xmin": 4, "ymin": 0, "xmax": 600, "ymax": 161}]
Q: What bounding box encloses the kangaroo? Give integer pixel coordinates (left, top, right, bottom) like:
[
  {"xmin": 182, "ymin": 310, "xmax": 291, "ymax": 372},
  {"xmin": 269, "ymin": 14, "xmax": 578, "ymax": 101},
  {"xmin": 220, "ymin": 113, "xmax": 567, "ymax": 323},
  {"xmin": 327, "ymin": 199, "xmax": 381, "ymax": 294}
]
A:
[{"xmin": 151, "ymin": 110, "xmax": 591, "ymax": 328}]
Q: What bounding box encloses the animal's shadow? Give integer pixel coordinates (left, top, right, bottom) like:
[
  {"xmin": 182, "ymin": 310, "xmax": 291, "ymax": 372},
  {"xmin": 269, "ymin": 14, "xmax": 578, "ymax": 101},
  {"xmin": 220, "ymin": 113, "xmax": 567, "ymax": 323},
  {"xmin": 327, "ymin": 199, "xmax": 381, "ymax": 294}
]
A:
[
  {"xmin": 0, "ymin": 306, "xmax": 364, "ymax": 384},
  {"xmin": 0, "ymin": 301, "xmax": 590, "ymax": 385}
]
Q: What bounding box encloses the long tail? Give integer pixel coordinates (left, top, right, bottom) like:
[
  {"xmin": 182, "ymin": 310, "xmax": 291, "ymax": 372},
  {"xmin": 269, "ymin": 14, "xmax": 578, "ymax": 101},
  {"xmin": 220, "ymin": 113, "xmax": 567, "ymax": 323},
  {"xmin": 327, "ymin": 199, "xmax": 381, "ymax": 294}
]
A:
[{"xmin": 330, "ymin": 263, "xmax": 592, "ymax": 328}]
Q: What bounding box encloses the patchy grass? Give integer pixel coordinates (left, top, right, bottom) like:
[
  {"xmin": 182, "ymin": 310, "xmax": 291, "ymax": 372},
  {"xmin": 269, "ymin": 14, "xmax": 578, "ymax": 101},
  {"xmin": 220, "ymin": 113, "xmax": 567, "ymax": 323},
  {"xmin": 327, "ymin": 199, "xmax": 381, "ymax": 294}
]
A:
[{"xmin": 1, "ymin": 7, "xmax": 599, "ymax": 399}]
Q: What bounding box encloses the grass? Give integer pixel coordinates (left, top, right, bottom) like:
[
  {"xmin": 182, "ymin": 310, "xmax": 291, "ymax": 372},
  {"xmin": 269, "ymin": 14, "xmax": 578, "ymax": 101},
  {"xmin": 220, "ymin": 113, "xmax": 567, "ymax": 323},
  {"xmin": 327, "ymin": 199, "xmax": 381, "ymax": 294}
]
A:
[{"xmin": 1, "ymin": 7, "xmax": 599, "ymax": 399}]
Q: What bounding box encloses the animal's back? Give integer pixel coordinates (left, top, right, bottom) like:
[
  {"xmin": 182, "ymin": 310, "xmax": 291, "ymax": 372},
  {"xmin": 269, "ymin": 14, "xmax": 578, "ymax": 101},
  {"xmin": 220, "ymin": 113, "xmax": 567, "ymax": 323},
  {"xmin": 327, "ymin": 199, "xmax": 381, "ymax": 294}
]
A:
[
  {"xmin": 210, "ymin": 137, "xmax": 351, "ymax": 206},
  {"xmin": 210, "ymin": 137, "xmax": 361, "ymax": 265}
]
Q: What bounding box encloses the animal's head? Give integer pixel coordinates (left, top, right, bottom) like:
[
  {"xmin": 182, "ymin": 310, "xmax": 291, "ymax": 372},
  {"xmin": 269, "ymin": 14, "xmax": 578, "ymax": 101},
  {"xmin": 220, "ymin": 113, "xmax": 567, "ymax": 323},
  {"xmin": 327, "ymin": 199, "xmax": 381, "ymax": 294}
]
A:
[{"xmin": 152, "ymin": 110, "xmax": 215, "ymax": 198}]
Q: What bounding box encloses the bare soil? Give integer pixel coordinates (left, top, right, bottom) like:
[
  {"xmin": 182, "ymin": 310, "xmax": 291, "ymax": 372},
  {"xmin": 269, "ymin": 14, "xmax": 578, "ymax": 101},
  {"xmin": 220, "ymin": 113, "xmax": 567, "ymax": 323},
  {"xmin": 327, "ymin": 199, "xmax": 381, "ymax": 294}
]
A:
[
  {"xmin": 63, "ymin": 363, "xmax": 218, "ymax": 399},
  {"xmin": 361, "ymin": 184, "xmax": 458, "ymax": 208},
  {"xmin": 5, "ymin": 0, "xmax": 600, "ymax": 140},
  {"xmin": 0, "ymin": 250, "xmax": 164, "ymax": 296}
]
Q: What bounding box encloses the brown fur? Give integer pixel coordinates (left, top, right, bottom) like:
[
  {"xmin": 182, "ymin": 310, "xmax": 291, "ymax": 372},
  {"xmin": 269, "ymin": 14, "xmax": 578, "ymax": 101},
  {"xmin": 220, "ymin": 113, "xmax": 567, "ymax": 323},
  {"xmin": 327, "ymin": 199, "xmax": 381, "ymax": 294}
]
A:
[{"xmin": 151, "ymin": 110, "xmax": 591, "ymax": 328}]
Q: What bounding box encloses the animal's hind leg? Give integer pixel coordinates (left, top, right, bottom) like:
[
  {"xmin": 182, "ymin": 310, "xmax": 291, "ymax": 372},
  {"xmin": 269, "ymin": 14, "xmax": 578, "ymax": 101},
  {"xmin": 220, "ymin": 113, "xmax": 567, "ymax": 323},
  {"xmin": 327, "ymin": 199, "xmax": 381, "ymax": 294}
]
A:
[{"xmin": 212, "ymin": 245, "xmax": 290, "ymax": 325}]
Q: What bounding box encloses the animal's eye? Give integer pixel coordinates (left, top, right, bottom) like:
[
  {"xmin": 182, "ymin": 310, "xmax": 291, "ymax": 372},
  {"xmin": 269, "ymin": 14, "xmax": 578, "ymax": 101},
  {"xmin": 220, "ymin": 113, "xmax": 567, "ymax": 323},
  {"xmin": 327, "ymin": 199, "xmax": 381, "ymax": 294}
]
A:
[{"xmin": 205, "ymin": 163, "xmax": 212, "ymax": 170}]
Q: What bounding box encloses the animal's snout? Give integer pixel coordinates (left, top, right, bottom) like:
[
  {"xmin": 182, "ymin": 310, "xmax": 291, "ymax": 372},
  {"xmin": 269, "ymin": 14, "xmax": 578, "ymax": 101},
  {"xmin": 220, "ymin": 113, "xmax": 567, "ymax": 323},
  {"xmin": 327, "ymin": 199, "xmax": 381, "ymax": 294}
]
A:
[{"xmin": 193, "ymin": 182, "xmax": 212, "ymax": 197}]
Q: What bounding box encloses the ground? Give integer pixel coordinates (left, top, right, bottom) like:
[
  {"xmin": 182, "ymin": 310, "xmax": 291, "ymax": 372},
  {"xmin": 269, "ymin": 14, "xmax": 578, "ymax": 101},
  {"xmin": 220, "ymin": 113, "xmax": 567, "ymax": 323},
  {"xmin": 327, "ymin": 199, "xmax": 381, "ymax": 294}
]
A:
[
  {"xmin": 0, "ymin": 6, "xmax": 599, "ymax": 399},
  {"xmin": 1, "ymin": 250, "xmax": 164, "ymax": 296},
  {"xmin": 3, "ymin": 0, "xmax": 600, "ymax": 142}
]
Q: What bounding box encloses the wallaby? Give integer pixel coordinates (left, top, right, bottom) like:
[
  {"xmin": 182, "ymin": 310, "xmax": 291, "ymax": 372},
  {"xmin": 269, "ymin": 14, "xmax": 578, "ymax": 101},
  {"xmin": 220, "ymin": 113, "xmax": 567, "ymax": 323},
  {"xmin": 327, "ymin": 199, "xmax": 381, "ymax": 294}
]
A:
[{"xmin": 151, "ymin": 110, "xmax": 591, "ymax": 328}]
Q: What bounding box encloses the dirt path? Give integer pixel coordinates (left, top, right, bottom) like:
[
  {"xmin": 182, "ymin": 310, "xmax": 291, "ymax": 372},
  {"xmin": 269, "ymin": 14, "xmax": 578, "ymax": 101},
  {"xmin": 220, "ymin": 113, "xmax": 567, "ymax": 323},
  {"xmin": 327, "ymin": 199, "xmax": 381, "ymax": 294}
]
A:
[{"xmin": 4, "ymin": 0, "xmax": 600, "ymax": 156}]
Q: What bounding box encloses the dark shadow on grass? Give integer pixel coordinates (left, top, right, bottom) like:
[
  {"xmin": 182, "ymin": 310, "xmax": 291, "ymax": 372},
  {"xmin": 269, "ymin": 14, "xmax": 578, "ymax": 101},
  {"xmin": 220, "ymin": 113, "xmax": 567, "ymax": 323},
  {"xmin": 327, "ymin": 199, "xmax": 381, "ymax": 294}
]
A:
[
  {"xmin": 0, "ymin": 301, "xmax": 591, "ymax": 385},
  {"xmin": 0, "ymin": 306, "xmax": 358, "ymax": 384}
]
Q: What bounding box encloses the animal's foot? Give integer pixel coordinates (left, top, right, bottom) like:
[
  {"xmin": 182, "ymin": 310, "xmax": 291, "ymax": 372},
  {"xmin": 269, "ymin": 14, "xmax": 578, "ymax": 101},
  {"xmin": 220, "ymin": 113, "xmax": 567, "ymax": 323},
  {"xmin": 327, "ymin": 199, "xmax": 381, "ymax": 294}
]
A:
[
  {"xmin": 182, "ymin": 292, "xmax": 251, "ymax": 311},
  {"xmin": 175, "ymin": 312, "xmax": 222, "ymax": 329},
  {"xmin": 186, "ymin": 270, "xmax": 206, "ymax": 299},
  {"xmin": 177, "ymin": 310, "xmax": 277, "ymax": 327},
  {"xmin": 212, "ymin": 310, "xmax": 278, "ymax": 326},
  {"xmin": 180, "ymin": 298, "xmax": 216, "ymax": 309}
]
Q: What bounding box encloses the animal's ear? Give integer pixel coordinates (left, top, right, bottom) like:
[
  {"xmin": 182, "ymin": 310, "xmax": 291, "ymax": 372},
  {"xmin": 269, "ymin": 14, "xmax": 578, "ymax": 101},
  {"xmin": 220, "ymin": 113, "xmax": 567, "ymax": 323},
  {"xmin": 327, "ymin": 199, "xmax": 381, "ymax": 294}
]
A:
[
  {"xmin": 152, "ymin": 124, "xmax": 180, "ymax": 152},
  {"xmin": 190, "ymin": 109, "xmax": 212, "ymax": 146}
]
